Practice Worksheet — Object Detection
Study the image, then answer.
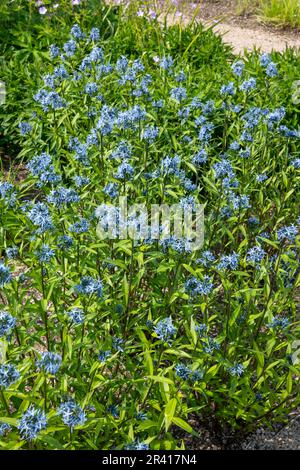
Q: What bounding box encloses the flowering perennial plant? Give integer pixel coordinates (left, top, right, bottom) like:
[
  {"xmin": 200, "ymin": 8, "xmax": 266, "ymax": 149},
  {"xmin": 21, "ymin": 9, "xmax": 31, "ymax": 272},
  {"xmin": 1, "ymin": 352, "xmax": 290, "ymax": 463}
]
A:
[{"xmin": 0, "ymin": 25, "xmax": 299, "ymax": 450}]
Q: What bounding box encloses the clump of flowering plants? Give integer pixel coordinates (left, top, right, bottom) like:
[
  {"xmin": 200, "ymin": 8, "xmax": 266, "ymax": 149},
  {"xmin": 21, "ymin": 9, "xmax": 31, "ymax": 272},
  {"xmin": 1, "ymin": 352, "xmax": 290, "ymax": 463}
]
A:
[{"xmin": 0, "ymin": 25, "xmax": 300, "ymax": 450}]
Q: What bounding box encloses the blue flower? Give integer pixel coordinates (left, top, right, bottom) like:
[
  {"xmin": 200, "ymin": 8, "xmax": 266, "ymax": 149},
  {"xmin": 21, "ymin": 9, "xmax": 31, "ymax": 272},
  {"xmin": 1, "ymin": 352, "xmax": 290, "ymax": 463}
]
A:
[
  {"xmin": 34, "ymin": 89, "xmax": 66, "ymax": 111},
  {"xmin": 152, "ymin": 99, "xmax": 164, "ymax": 109},
  {"xmin": 230, "ymin": 141, "xmax": 240, "ymax": 151},
  {"xmin": 116, "ymin": 105, "xmax": 146, "ymax": 130},
  {"xmin": 73, "ymin": 175, "xmax": 90, "ymax": 187},
  {"xmin": 213, "ymin": 158, "xmax": 234, "ymax": 179},
  {"xmin": 196, "ymin": 250, "xmax": 215, "ymax": 267},
  {"xmin": 98, "ymin": 350, "xmax": 111, "ymax": 362},
  {"xmin": 6, "ymin": 247, "xmax": 19, "ymax": 259},
  {"xmin": 290, "ymin": 158, "xmax": 300, "ymax": 169},
  {"xmin": 202, "ymin": 337, "xmax": 220, "ymax": 354},
  {"xmin": 107, "ymin": 405, "xmax": 119, "ymax": 418},
  {"xmin": 175, "ymin": 363, "xmax": 192, "ymax": 380},
  {"xmin": 90, "ymin": 27, "xmax": 100, "ymax": 41},
  {"xmin": 115, "ymin": 162, "xmax": 134, "ymax": 181},
  {"xmin": 175, "ymin": 70, "xmax": 186, "ymax": 82},
  {"xmin": 71, "ymin": 24, "xmax": 85, "ymax": 40},
  {"xmin": 37, "ymin": 352, "xmax": 62, "ymax": 375},
  {"xmin": 49, "ymin": 44, "xmax": 60, "ymax": 59},
  {"xmin": 67, "ymin": 307, "xmax": 84, "ymax": 325},
  {"xmin": 112, "ymin": 337, "xmax": 124, "ymax": 352},
  {"xmin": 220, "ymin": 82, "xmax": 235, "ymax": 96},
  {"xmin": 53, "ymin": 65, "xmax": 68, "ymax": 81},
  {"xmin": 198, "ymin": 123, "xmax": 214, "ymax": 142},
  {"xmin": 195, "ymin": 323, "xmax": 208, "ymax": 336},
  {"xmin": 192, "ymin": 149, "xmax": 207, "ymax": 165},
  {"xmin": 43, "ymin": 74, "xmax": 55, "ymax": 89},
  {"xmin": 240, "ymin": 130, "xmax": 253, "ymax": 143},
  {"xmin": 248, "ymin": 216, "xmax": 259, "ymax": 226},
  {"xmin": 266, "ymin": 62, "xmax": 278, "ymax": 77},
  {"xmin": 136, "ymin": 411, "xmax": 147, "ymax": 421},
  {"xmin": 266, "ymin": 107, "xmax": 285, "ymax": 129},
  {"xmin": 159, "ymin": 55, "xmax": 173, "ymax": 71},
  {"xmin": 35, "ymin": 244, "xmax": 55, "ymax": 263},
  {"xmin": 217, "ymin": 252, "xmax": 240, "ymax": 270},
  {"xmin": 153, "ymin": 317, "xmax": 177, "ymax": 344},
  {"xmin": 232, "ymin": 60, "xmax": 245, "ymax": 77},
  {"xmin": 228, "ymin": 363, "xmax": 245, "ymax": 377},
  {"xmin": 110, "ymin": 140, "xmax": 132, "ymax": 160},
  {"xmin": 175, "ymin": 363, "xmax": 203, "ymax": 382},
  {"xmin": 57, "ymin": 401, "xmax": 86, "ymax": 428},
  {"xmin": 69, "ymin": 218, "xmax": 89, "ymax": 234},
  {"xmin": 161, "ymin": 154, "xmax": 181, "ymax": 176},
  {"xmin": 18, "ymin": 405, "xmax": 47, "ymax": 440},
  {"xmin": 0, "ymin": 311, "xmax": 16, "ymax": 338},
  {"xmin": 19, "ymin": 122, "xmax": 32, "ymax": 135},
  {"xmin": 0, "ymin": 263, "xmax": 12, "ymax": 287},
  {"xmin": 179, "ymin": 195, "xmax": 196, "ymax": 210},
  {"xmin": 277, "ymin": 225, "xmax": 298, "ymax": 242},
  {"xmin": 268, "ymin": 316, "xmax": 290, "ymax": 330},
  {"xmin": 240, "ymin": 78, "xmax": 256, "ymax": 92},
  {"xmin": 103, "ymin": 183, "xmax": 119, "ymax": 199},
  {"xmin": 96, "ymin": 105, "xmax": 116, "ymax": 135},
  {"xmin": 246, "ymin": 246, "xmax": 265, "ymax": 264},
  {"xmin": 239, "ymin": 148, "xmax": 251, "ymax": 159},
  {"xmin": 89, "ymin": 47, "xmax": 104, "ymax": 63},
  {"xmin": 125, "ymin": 440, "xmax": 149, "ymax": 450},
  {"xmin": 228, "ymin": 193, "xmax": 251, "ymax": 210},
  {"xmin": 47, "ymin": 187, "xmax": 80, "ymax": 208},
  {"xmin": 69, "ymin": 138, "xmax": 89, "ymax": 165},
  {"xmin": 74, "ymin": 276, "xmax": 103, "ymax": 297},
  {"xmin": 85, "ymin": 82, "xmax": 98, "ymax": 96},
  {"xmin": 170, "ymin": 87, "xmax": 187, "ymax": 102},
  {"xmin": 27, "ymin": 153, "xmax": 61, "ymax": 186},
  {"xmin": 0, "ymin": 423, "xmax": 11, "ymax": 437},
  {"xmin": 185, "ymin": 276, "xmax": 214, "ymax": 296},
  {"xmin": 63, "ymin": 39, "xmax": 77, "ymax": 56},
  {"xmin": 0, "ymin": 181, "xmax": 14, "ymax": 200},
  {"xmin": 58, "ymin": 235, "xmax": 74, "ymax": 250},
  {"xmin": 279, "ymin": 125, "xmax": 300, "ymax": 138},
  {"xmin": 142, "ymin": 126, "xmax": 159, "ymax": 143},
  {"xmin": 256, "ymin": 173, "xmax": 268, "ymax": 183},
  {"xmin": 260, "ymin": 53, "xmax": 272, "ymax": 67},
  {"xmin": 0, "ymin": 363, "xmax": 20, "ymax": 388},
  {"xmin": 159, "ymin": 237, "xmax": 192, "ymax": 254},
  {"xmin": 115, "ymin": 55, "xmax": 128, "ymax": 74}
]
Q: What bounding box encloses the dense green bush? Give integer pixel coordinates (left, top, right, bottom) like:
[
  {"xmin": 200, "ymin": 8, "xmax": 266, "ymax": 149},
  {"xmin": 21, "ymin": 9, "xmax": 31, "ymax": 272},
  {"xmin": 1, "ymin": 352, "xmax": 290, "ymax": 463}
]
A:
[
  {"xmin": 0, "ymin": 1, "xmax": 232, "ymax": 154},
  {"xmin": 0, "ymin": 20, "xmax": 299, "ymax": 449}
]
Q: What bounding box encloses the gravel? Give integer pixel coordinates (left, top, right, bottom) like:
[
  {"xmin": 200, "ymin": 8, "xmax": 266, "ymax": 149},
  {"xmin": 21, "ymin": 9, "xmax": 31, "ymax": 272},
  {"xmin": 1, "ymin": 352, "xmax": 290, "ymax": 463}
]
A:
[{"xmin": 239, "ymin": 410, "xmax": 300, "ymax": 450}]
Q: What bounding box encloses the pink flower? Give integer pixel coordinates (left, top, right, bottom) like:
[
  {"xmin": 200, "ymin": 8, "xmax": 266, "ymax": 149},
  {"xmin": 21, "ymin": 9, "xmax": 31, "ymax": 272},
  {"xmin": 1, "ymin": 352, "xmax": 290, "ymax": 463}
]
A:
[
  {"xmin": 153, "ymin": 56, "xmax": 160, "ymax": 63},
  {"xmin": 72, "ymin": 0, "xmax": 81, "ymax": 5},
  {"xmin": 137, "ymin": 9, "xmax": 144, "ymax": 17}
]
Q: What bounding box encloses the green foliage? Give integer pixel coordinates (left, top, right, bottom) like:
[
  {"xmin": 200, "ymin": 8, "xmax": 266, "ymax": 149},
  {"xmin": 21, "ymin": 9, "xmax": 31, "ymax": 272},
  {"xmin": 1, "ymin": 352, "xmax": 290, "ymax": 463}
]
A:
[
  {"xmin": 0, "ymin": 1, "xmax": 232, "ymax": 155},
  {"xmin": 0, "ymin": 1, "xmax": 300, "ymax": 452},
  {"xmin": 238, "ymin": 0, "xmax": 300, "ymax": 28}
]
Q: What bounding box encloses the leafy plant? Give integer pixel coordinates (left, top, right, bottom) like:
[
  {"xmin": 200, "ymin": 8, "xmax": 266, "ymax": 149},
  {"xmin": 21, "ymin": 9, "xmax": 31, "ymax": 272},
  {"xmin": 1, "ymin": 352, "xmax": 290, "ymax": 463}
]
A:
[{"xmin": 0, "ymin": 21, "xmax": 299, "ymax": 450}]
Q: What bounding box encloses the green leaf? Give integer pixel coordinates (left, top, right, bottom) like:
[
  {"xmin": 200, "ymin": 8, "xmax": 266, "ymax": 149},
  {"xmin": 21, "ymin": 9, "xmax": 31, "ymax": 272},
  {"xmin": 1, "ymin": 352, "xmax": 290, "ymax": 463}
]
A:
[
  {"xmin": 164, "ymin": 398, "xmax": 177, "ymax": 432},
  {"xmin": 172, "ymin": 416, "xmax": 193, "ymax": 434}
]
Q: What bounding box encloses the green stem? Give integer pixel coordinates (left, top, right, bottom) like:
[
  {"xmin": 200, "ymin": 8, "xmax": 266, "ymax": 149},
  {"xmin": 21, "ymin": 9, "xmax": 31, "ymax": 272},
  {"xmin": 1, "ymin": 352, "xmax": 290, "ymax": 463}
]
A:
[{"xmin": 0, "ymin": 389, "xmax": 10, "ymax": 414}]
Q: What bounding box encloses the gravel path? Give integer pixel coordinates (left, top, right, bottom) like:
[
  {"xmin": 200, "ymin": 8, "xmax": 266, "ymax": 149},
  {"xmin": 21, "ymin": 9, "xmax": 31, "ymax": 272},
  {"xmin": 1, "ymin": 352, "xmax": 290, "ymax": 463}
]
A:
[
  {"xmin": 167, "ymin": 0, "xmax": 300, "ymax": 54},
  {"xmin": 207, "ymin": 21, "xmax": 300, "ymax": 54},
  {"xmin": 239, "ymin": 411, "xmax": 300, "ymax": 450}
]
